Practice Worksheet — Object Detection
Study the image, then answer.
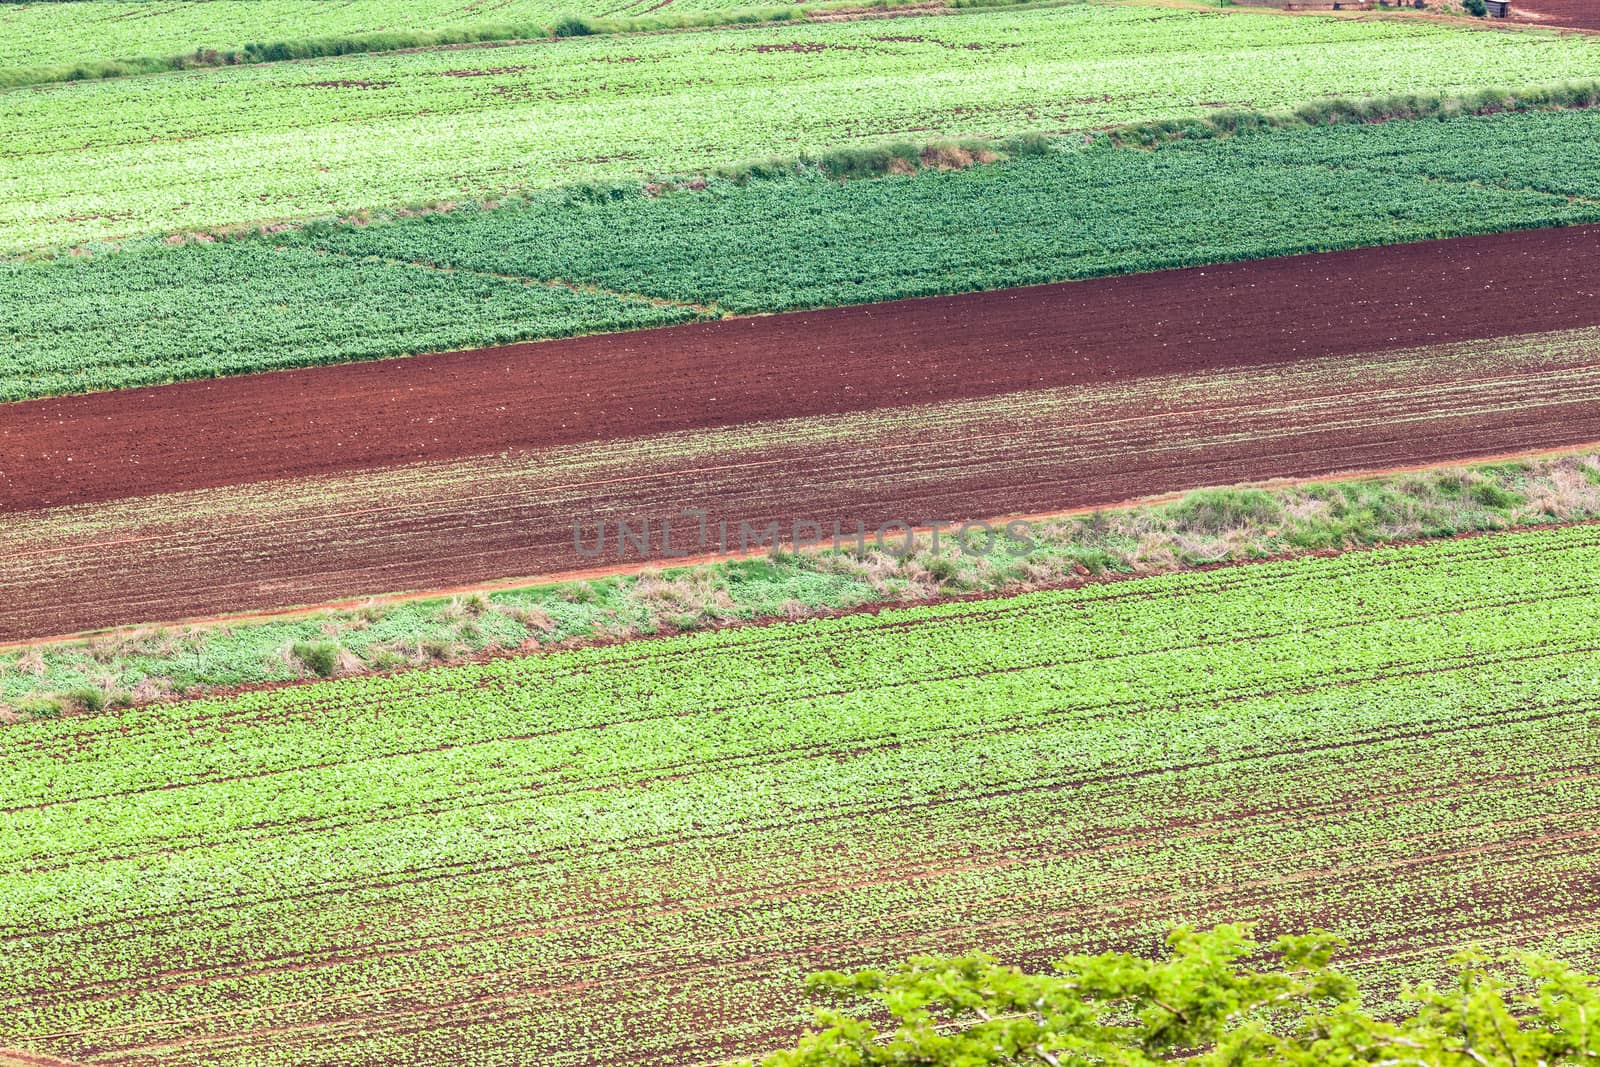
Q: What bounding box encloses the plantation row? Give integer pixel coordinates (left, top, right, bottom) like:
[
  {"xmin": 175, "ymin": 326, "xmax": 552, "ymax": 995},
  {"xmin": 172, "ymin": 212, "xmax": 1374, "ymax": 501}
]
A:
[
  {"xmin": 5, "ymin": 526, "xmax": 1600, "ymax": 1064},
  {"xmin": 4, "ymin": 4, "xmax": 1597, "ymax": 253},
  {"xmin": 7, "ymin": 106, "xmax": 1600, "ymax": 401}
]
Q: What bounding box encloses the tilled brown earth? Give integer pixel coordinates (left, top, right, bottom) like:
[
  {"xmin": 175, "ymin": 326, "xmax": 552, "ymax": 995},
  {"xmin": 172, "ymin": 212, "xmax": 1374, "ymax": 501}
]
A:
[
  {"xmin": 1515, "ymin": 0, "xmax": 1600, "ymax": 29},
  {"xmin": 5, "ymin": 323, "xmax": 1600, "ymax": 641}
]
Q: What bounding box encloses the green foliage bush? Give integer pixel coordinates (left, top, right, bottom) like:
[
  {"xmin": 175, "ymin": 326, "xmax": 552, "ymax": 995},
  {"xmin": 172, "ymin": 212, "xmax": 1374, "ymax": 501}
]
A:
[
  {"xmin": 755, "ymin": 925, "xmax": 1600, "ymax": 1066},
  {"xmin": 65, "ymin": 687, "xmax": 106, "ymax": 715},
  {"xmin": 1470, "ymin": 482, "xmax": 1525, "ymax": 508},
  {"xmin": 291, "ymin": 640, "xmax": 341, "ymax": 678},
  {"xmin": 1165, "ymin": 489, "xmax": 1285, "ymax": 534}
]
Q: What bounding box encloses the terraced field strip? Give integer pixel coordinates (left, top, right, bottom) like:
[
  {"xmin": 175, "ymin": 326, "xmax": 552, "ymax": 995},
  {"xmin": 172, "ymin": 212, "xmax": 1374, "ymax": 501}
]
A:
[
  {"xmin": 5, "ymin": 4, "xmax": 1599, "ymax": 252},
  {"xmin": 7, "ymin": 223, "xmax": 1600, "ymax": 514},
  {"xmin": 5, "ymin": 525, "xmax": 1600, "ymax": 1065},
  {"xmin": 5, "ymin": 322, "xmax": 1600, "ymax": 641},
  {"xmin": 10, "ymin": 105, "xmax": 1600, "ymax": 403}
]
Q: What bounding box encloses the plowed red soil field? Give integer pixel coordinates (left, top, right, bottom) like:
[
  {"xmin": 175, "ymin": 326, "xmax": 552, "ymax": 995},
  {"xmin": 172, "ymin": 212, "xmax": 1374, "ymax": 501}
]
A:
[
  {"xmin": 1515, "ymin": 0, "xmax": 1600, "ymax": 29},
  {"xmin": 5, "ymin": 226, "xmax": 1600, "ymax": 641}
]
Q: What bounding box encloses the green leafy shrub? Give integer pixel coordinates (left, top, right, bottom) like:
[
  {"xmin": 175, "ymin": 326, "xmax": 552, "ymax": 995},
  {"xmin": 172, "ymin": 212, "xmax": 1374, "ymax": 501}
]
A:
[
  {"xmin": 1470, "ymin": 481, "xmax": 1525, "ymax": 508},
  {"xmin": 550, "ymin": 15, "xmax": 595, "ymax": 37},
  {"xmin": 66, "ymin": 686, "xmax": 106, "ymax": 715},
  {"xmin": 755, "ymin": 925, "xmax": 1600, "ymax": 1066},
  {"xmin": 1165, "ymin": 488, "xmax": 1284, "ymax": 533},
  {"xmin": 291, "ymin": 640, "xmax": 341, "ymax": 678}
]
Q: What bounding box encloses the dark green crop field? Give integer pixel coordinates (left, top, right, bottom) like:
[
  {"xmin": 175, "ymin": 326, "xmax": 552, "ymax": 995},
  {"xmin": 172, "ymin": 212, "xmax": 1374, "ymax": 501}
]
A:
[{"xmin": 6, "ymin": 106, "xmax": 1600, "ymax": 402}]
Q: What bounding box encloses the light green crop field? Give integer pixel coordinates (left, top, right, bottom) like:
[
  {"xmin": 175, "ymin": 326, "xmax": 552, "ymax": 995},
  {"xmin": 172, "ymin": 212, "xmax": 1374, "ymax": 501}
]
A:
[
  {"xmin": 5, "ymin": 525, "xmax": 1600, "ymax": 1065},
  {"xmin": 0, "ymin": 0, "xmax": 776, "ymax": 75},
  {"xmin": 3, "ymin": 4, "xmax": 1597, "ymax": 253}
]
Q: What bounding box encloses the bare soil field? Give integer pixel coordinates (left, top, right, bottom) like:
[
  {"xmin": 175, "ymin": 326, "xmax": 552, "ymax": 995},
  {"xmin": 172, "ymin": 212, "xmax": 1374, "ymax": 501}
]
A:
[
  {"xmin": 4, "ymin": 225, "xmax": 1600, "ymax": 513},
  {"xmin": 1515, "ymin": 0, "xmax": 1600, "ymax": 29},
  {"xmin": 5, "ymin": 322, "xmax": 1600, "ymax": 641}
]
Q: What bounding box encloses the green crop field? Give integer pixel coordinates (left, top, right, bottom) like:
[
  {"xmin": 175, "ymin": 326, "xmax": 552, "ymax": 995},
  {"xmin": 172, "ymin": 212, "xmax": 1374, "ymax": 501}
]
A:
[
  {"xmin": 5, "ymin": 525, "xmax": 1600, "ymax": 1065},
  {"xmin": 8, "ymin": 105, "xmax": 1599, "ymax": 402},
  {"xmin": 4, "ymin": 4, "xmax": 1598, "ymax": 253},
  {"xmin": 8, "ymin": 0, "xmax": 1600, "ymax": 1060},
  {"xmin": 0, "ymin": 0, "xmax": 790, "ymax": 77}
]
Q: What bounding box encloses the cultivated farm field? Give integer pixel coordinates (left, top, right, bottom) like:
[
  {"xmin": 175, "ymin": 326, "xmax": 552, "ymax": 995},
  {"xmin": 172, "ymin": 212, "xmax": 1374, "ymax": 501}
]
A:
[
  {"xmin": 0, "ymin": 0, "xmax": 809, "ymax": 78},
  {"xmin": 6, "ymin": 5, "xmax": 1600, "ymax": 252},
  {"xmin": 10, "ymin": 0, "xmax": 1600, "ymax": 1062},
  {"xmin": 7, "ymin": 320, "xmax": 1600, "ymax": 640},
  {"xmin": 6, "ymin": 527, "xmax": 1600, "ymax": 1065}
]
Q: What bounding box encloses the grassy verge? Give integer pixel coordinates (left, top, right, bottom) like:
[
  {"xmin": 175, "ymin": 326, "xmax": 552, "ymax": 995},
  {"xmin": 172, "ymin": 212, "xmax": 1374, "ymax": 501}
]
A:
[{"xmin": 5, "ymin": 450, "xmax": 1598, "ymax": 721}]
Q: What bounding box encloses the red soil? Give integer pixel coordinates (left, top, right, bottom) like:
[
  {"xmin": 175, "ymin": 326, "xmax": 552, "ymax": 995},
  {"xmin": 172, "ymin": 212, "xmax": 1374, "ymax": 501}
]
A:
[
  {"xmin": 1513, "ymin": 0, "xmax": 1600, "ymax": 28},
  {"xmin": 6, "ymin": 226, "xmax": 1600, "ymax": 641},
  {"xmin": 4, "ymin": 225, "xmax": 1600, "ymax": 513}
]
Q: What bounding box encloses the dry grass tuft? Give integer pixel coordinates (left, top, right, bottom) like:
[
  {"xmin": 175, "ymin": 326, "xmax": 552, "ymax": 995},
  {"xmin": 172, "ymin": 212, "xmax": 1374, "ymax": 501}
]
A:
[
  {"xmin": 506, "ymin": 605, "xmax": 556, "ymax": 633},
  {"xmin": 918, "ymin": 143, "xmax": 1001, "ymax": 171},
  {"xmin": 632, "ymin": 573, "xmax": 737, "ymax": 621},
  {"xmin": 14, "ymin": 647, "xmax": 47, "ymax": 677}
]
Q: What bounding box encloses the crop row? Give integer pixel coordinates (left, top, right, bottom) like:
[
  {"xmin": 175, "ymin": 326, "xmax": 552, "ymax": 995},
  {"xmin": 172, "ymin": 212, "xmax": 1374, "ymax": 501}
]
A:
[
  {"xmin": 4, "ymin": 525, "xmax": 1600, "ymax": 1063},
  {"xmin": 4, "ymin": 4, "xmax": 1598, "ymax": 253},
  {"xmin": 7, "ymin": 105, "xmax": 1600, "ymax": 402}
]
